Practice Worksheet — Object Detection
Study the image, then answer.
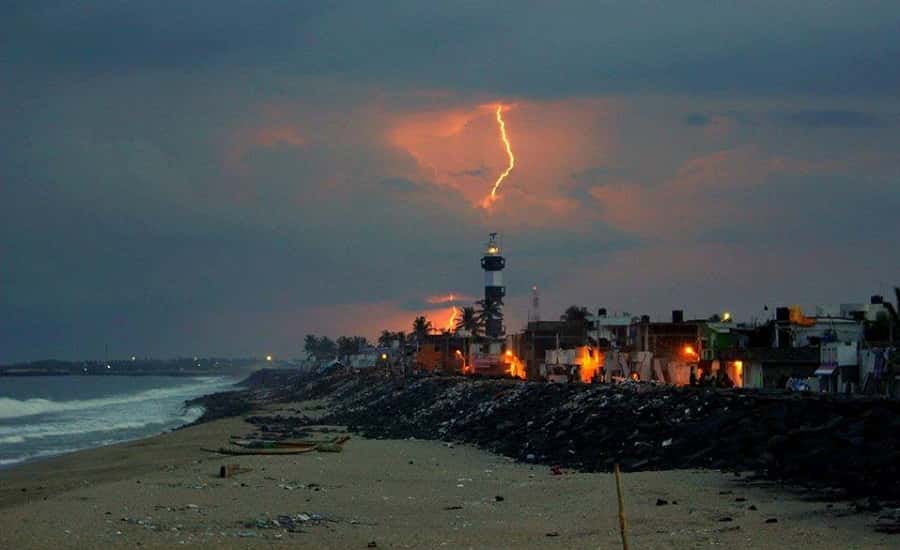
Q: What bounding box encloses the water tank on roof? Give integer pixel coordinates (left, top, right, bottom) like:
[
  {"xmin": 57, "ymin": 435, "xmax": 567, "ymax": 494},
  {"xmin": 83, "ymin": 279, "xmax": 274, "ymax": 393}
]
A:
[
  {"xmin": 598, "ymin": 307, "xmax": 607, "ymax": 317},
  {"xmin": 672, "ymin": 310, "xmax": 684, "ymax": 323},
  {"xmin": 871, "ymin": 295, "xmax": 884, "ymax": 305}
]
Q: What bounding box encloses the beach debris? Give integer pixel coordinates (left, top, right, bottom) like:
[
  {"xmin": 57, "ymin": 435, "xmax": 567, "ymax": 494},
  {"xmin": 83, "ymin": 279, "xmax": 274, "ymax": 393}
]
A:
[
  {"xmin": 545, "ymin": 531, "xmax": 559, "ymax": 537},
  {"xmin": 367, "ymin": 542, "xmax": 378, "ymax": 548},
  {"xmin": 656, "ymin": 498, "xmax": 669, "ymax": 506},
  {"xmin": 494, "ymin": 495, "xmax": 505, "ymax": 502},
  {"xmin": 246, "ymin": 512, "xmax": 332, "ymax": 533},
  {"xmin": 219, "ymin": 463, "xmax": 252, "ymax": 478},
  {"xmin": 874, "ymin": 516, "xmax": 900, "ymax": 534},
  {"xmin": 765, "ymin": 518, "xmax": 778, "ymax": 524}
]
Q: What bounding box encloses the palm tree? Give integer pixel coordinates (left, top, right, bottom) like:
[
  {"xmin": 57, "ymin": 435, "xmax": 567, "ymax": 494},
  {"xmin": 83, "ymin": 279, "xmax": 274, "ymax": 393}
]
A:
[
  {"xmin": 412, "ymin": 316, "xmax": 432, "ymax": 342},
  {"xmin": 475, "ymin": 299, "xmax": 503, "ymax": 323},
  {"xmin": 455, "ymin": 306, "xmax": 482, "ymax": 337},
  {"xmin": 561, "ymin": 305, "xmax": 591, "ymax": 346},
  {"xmin": 304, "ymin": 334, "xmax": 318, "ymax": 359},
  {"xmin": 561, "ymin": 305, "xmax": 589, "ymax": 323},
  {"xmin": 883, "ymin": 287, "xmax": 900, "ymax": 343},
  {"xmin": 455, "ymin": 306, "xmax": 481, "ymax": 369},
  {"xmin": 376, "ymin": 330, "xmax": 391, "ymax": 347}
]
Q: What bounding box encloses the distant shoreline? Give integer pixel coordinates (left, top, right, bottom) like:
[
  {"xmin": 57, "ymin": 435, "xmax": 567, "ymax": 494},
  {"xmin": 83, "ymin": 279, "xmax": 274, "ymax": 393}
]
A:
[{"xmin": 0, "ymin": 371, "xmax": 234, "ymax": 377}]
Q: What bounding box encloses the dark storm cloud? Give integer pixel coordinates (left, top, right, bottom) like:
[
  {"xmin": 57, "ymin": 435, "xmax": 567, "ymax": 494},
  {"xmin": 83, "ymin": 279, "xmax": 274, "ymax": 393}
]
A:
[
  {"xmin": 773, "ymin": 110, "xmax": 895, "ymax": 128},
  {"xmin": 683, "ymin": 113, "xmax": 711, "ymax": 127},
  {"xmin": 5, "ymin": 1, "xmax": 900, "ymax": 97},
  {"xmin": 684, "ymin": 109, "xmax": 898, "ymax": 129}
]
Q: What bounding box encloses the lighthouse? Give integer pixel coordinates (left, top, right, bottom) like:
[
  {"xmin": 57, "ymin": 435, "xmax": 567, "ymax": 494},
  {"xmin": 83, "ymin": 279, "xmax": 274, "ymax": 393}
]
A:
[{"xmin": 481, "ymin": 232, "xmax": 506, "ymax": 339}]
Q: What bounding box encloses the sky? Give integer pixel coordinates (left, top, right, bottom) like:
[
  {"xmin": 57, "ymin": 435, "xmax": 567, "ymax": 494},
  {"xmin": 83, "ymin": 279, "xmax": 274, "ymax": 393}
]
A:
[{"xmin": 2, "ymin": 1, "xmax": 899, "ymax": 361}]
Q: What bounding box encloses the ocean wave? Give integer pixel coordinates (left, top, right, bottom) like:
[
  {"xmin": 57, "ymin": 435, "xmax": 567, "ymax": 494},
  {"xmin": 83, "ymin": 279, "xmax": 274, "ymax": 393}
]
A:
[
  {"xmin": 0, "ymin": 405, "xmax": 205, "ymax": 440},
  {"xmin": 0, "ymin": 446, "xmax": 85, "ymax": 467},
  {"xmin": 0, "ymin": 406, "xmax": 206, "ymax": 468},
  {"xmin": 0, "ymin": 378, "xmax": 232, "ymax": 419}
]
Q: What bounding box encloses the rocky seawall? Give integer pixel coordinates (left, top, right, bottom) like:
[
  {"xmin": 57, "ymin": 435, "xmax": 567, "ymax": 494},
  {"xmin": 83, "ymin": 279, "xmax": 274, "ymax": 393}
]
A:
[
  {"xmin": 306, "ymin": 371, "xmax": 899, "ymax": 501},
  {"xmin": 190, "ymin": 369, "xmax": 900, "ymax": 502}
]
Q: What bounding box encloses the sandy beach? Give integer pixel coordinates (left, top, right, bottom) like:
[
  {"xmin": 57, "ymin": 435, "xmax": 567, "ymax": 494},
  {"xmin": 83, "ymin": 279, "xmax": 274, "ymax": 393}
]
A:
[{"xmin": 0, "ymin": 400, "xmax": 894, "ymax": 549}]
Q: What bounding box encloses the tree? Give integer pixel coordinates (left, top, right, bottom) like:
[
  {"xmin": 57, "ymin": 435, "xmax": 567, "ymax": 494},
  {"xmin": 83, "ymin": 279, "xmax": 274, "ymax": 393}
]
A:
[
  {"xmin": 561, "ymin": 305, "xmax": 591, "ymax": 346},
  {"xmin": 317, "ymin": 337, "xmax": 337, "ymax": 359},
  {"xmin": 412, "ymin": 316, "xmax": 433, "ymax": 341},
  {"xmin": 455, "ymin": 306, "xmax": 482, "ymax": 337},
  {"xmin": 883, "ymin": 287, "xmax": 900, "ymax": 343},
  {"xmin": 303, "ymin": 335, "xmax": 337, "ymax": 360},
  {"xmin": 378, "ymin": 330, "xmax": 394, "ymax": 347},
  {"xmin": 455, "ymin": 306, "xmax": 481, "ymax": 368},
  {"xmin": 352, "ymin": 336, "xmax": 369, "ymax": 352},
  {"xmin": 561, "ymin": 305, "xmax": 589, "ymax": 323},
  {"xmin": 304, "ymin": 334, "xmax": 319, "ymax": 358},
  {"xmin": 337, "ymin": 335, "xmax": 368, "ymax": 358},
  {"xmin": 475, "ymin": 299, "xmax": 503, "ymax": 323}
]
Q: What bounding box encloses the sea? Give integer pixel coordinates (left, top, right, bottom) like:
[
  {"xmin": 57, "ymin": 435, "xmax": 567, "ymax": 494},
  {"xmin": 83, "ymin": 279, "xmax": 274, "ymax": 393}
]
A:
[{"xmin": 0, "ymin": 375, "xmax": 238, "ymax": 468}]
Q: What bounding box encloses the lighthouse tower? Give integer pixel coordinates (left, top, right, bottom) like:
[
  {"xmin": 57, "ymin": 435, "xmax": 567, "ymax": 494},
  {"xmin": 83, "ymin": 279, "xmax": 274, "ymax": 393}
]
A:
[{"xmin": 481, "ymin": 233, "xmax": 506, "ymax": 340}]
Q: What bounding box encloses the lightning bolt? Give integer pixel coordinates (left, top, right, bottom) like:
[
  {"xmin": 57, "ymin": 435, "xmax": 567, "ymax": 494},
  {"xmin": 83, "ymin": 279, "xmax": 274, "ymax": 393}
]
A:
[
  {"xmin": 483, "ymin": 104, "xmax": 515, "ymax": 207},
  {"xmin": 447, "ymin": 306, "xmax": 460, "ymax": 331}
]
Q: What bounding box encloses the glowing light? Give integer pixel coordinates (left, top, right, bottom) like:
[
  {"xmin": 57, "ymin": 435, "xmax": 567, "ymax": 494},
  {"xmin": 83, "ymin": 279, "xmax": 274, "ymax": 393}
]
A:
[
  {"xmin": 505, "ymin": 351, "xmax": 527, "ymax": 379},
  {"xmin": 483, "ymin": 104, "xmax": 515, "ymax": 207},
  {"xmin": 683, "ymin": 345, "xmax": 697, "ymax": 357},
  {"xmin": 266, "ymin": 355, "xmax": 273, "ymax": 362},
  {"xmin": 380, "ymin": 353, "xmax": 388, "ymax": 360},
  {"xmin": 577, "ymin": 346, "xmax": 605, "ymax": 383},
  {"xmin": 722, "ymin": 312, "xmax": 732, "ymax": 322},
  {"xmin": 734, "ymin": 360, "xmax": 743, "ymax": 373}
]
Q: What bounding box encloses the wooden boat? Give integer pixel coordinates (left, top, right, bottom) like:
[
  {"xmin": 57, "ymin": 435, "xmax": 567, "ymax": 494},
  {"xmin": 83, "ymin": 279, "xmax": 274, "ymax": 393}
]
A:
[
  {"xmin": 204, "ymin": 435, "xmax": 350, "ymax": 455},
  {"xmin": 203, "ymin": 445, "xmax": 317, "ymax": 456}
]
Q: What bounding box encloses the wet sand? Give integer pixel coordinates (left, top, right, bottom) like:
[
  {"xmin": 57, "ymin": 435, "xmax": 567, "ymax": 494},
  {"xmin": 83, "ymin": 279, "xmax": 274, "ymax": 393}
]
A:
[{"xmin": 0, "ymin": 401, "xmax": 893, "ymax": 549}]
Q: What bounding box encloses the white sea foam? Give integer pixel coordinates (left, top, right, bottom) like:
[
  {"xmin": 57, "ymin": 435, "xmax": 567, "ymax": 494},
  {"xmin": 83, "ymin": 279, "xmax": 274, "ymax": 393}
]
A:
[
  {"xmin": 0, "ymin": 380, "xmax": 215, "ymax": 467},
  {"xmin": 0, "ymin": 406, "xmax": 204, "ymax": 442},
  {"xmin": 0, "ymin": 378, "xmax": 231, "ymax": 419},
  {"xmin": 0, "ymin": 446, "xmax": 85, "ymax": 467}
]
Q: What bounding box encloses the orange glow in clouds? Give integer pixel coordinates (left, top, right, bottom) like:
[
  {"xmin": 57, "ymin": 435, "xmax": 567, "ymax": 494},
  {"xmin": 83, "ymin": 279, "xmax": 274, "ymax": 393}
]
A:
[
  {"xmin": 483, "ymin": 105, "xmax": 516, "ymax": 208},
  {"xmin": 427, "ymin": 293, "xmax": 459, "ymax": 305}
]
